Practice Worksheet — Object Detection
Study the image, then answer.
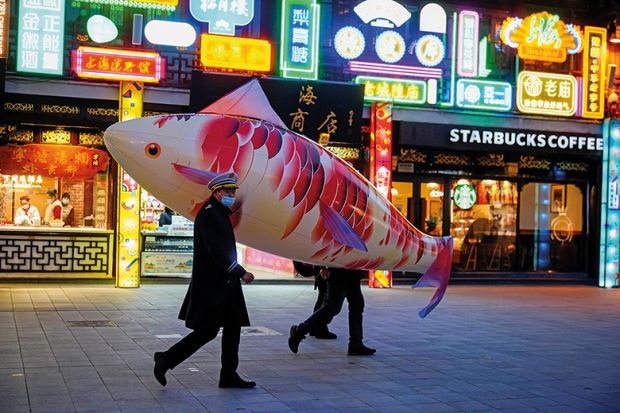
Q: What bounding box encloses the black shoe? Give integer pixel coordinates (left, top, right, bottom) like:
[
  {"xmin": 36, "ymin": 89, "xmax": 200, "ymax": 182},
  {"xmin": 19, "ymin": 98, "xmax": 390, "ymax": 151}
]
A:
[
  {"xmin": 348, "ymin": 344, "xmax": 376, "ymax": 356},
  {"xmin": 219, "ymin": 372, "xmax": 256, "ymax": 388},
  {"xmin": 288, "ymin": 324, "xmax": 306, "ymax": 354},
  {"xmin": 153, "ymin": 352, "xmax": 168, "ymax": 386},
  {"xmin": 314, "ymin": 330, "xmax": 337, "ymax": 339}
]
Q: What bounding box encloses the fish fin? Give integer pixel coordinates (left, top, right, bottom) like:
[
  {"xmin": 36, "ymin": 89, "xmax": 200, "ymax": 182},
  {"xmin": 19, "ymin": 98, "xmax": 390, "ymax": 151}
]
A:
[
  {"xmin": 413, "ymin": 237, "xmax": 453, "ymax": 318},
  {"xmin": 319, "ymin": 201, "xmax": 368, "ymax": 252},
  {"xmin": 282, "ymin": 203, "xmax": 306, "ymax": 240},
  {"xmin": 173, "ymin": 164, "xmax": 217, "ymax": 186},
  {"xmin": 198, "ymin": 79, "xmax": 287, "ymax": 129}
]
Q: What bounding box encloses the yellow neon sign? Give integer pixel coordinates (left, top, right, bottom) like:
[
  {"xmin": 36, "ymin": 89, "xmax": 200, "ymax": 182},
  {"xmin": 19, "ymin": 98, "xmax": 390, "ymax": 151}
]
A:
[
  {"xmin": 500, "ymin": 12, "xmax": 582, "ymax": 63},
  {"xmin": 516, "ymin": 71, "xmax": 577, "ymax": 116},
  {"xmin": 200, "ymin": 34, "xmax": 272, "ymax": 72},
  {"xmin": 582, "ymin": 26, "xmax": 606, "ymax": 120}
]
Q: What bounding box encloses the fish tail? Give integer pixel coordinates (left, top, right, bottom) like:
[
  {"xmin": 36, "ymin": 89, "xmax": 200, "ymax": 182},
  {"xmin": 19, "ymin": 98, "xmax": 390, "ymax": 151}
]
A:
[{"xmin": 413, "ymin": 236, "xmax": 453, "ymax": 318}]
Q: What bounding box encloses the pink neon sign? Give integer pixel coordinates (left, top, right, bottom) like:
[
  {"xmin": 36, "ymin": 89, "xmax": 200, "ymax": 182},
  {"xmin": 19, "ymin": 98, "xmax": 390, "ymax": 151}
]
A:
[{"xmin": 457, "ymin": 10, "xmax": 479, "ymax": 77}]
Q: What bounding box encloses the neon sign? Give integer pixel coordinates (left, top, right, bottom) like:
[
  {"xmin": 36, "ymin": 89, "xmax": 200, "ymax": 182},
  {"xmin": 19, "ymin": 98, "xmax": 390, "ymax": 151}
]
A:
[
  {"xmin": 599, "ymin": 119, "xmax": 620, "ymax": 288},
  {"xmin": 80, "ymin": 0, "xmax": 177, "ymax": 11},
  {"xmin": 190, "ymin": 0, "xmax": 254, "ymax": 36},
  {"xmin": 144, "ymin": 21, "xmax": 196, "ymax": 48},
  {"xmin": 71, "ymin": 47, "xmax": 165, "ymax": 83},
  {"xmin": 456, "ymin": 79, "xmax": 512, "ymax": 111},
  {"xmin": 0, "ymin": 0, "xmax": 8, "ymax": 58},
  {"xmin": 334, "ymin": 26, "xmax": 365, "ymax": 60},
  {"xmin": 376, "ymin": 31, "xmax": 405, "ymax": 63},
  {"xmin": 200, "ymin": 34, "xmax": 271, "ymax": 72},
  {"xmin": 415, "ymin": 35, "xmax": 444, "ymax": 67},
  {"xmin": 17, "ymin": 0, "xmax": 65, "ymax": 75},
  {"xmin": 354, "ymin": 0, "xmax": 411, "ymax": 29},
  {"xmin": 419, "ymin": 3, "xmax": 446, "ymax": 33},
  {"xmin": 500, "ymin": 12, "xmax": 582, "ymax": 63},
  {"xmin": 87, "ymin": 15, "xmax": 118, "ymax": 44},
  {"xmin": 349, "ymin": 61, "xmax": 442, "ymax": 78},
  {"xmin": 355, "ymin": 76, "xmax": 426, "ymax": 105},
  {"xmin": 582, "ymin": 26, "xmax": 606, "ymax": 120},
  {"xmin": 457, "ymin": 11, "xmax": 478, "ymax": 77},
  {"xmin": 516, "ymin": 71, "xmax": 577, "ymax": 116},
  {"xmin": 280, "ymin": 0, "xmax": 320, "ymax": 80}
]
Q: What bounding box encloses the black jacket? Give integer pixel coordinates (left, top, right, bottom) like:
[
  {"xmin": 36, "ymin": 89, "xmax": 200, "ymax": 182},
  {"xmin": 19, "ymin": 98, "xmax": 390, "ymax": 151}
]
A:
[{"xmin": 178, "ymin": 197, "xmax": 250, "ymax": 330}]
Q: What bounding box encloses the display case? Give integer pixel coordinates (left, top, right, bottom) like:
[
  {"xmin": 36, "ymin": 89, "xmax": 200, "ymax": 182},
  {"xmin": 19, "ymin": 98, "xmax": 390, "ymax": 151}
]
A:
[{"xmin": 141, "ymin": 233, "xmax": 193, "ymax": 277}]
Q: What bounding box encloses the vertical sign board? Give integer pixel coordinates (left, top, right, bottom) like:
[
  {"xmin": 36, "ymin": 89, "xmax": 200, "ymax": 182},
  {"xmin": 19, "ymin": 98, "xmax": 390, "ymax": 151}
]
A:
[
  {"xmin": 17, "ymin": 0, "xmax": 65, "ymax": 75},
  {"xmin": 457, "ymin": 10, "xmax": 478, "ymax": 77},
  {"xmin": 116, "ymin": 81, "xmax": 144, "ymax": 288},
  {"xmin": 369, "ymin": 102, "xmax": 392, "ymax": 288},
  {"xmin": 599, "ymin": 119, "xmax": 620, "ymax": 288},
  {"xmin": 582, "ymin": 26, "xmax": 606, "ymax": 120},
  {"xmin": 0, "ymin": 0, "xmax": 8, "ymax": 58},
  {"xmin": 280, "ymin": 0, "xmax": 320, "ymax": 80}
]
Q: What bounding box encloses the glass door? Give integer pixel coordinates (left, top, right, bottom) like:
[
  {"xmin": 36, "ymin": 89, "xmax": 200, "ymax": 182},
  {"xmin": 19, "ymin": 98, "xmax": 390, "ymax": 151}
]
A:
[{"xmin": 391, "ymin": 179, "xmax": 445, "ymax": 236}]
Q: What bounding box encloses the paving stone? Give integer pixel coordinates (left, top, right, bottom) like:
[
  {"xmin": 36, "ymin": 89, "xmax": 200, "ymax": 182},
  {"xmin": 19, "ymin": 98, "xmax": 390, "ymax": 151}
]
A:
[{"xmin": 0, "ymin": 283, "xmax": 619, "ymax": 412}]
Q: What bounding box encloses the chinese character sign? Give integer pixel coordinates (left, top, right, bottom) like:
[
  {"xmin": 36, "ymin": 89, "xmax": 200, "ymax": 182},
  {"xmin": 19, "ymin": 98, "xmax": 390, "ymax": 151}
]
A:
[
  {"xmin": 71, "ymin": 47, "xmax": 165, "ymax": 83},
  {"xmin": 200, "ymin": 34, "xmax": 271, "ymax": 72},
  {"xmin": 0, "ymin": 144, "xmax": 110, "ymax": 178},
  {"xmin": 582, "ymin": 26, "xmax": 606, "ymax": 120},
  {"xmin": 280, "ymin": 0, "xmax": 320, "ymax": 80},
  {"xmin": 516, "ymin": 71, "xmax": 577, "ymax": 116},
  {"xmin": 17, "ymin": 0, "xmax": 65, "ymax": 75},
  {"xmin": 355, "ymin": 76, "xmax": 426, "ymax": 106},
  {"xmin": 457, "ymin": 10, "xmax": 479, "ymax": 77},
  {"xmin": 456, "ymin": 79, "xmax": 512, "ymax": 111},
  {"xmin": 0, "ymin": 0, "xmax": 8, "ymax": 58},
  {"xmin": 189, "ymin": 0, "xmax": 254, "ymax": 36}
]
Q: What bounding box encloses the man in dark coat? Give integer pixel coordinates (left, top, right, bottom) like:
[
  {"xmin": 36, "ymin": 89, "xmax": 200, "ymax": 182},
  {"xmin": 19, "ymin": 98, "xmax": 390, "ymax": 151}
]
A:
[
  {"xmin": 153, "ymin": 172, "xmax": 256, "ymax": 388},
  {"xmin": 293, "ymin": 261, "xmax": 337, "ymax": 339},
  {"xmin": 288, "ymin": 267, "xmax": 376, "ymax": 356}
]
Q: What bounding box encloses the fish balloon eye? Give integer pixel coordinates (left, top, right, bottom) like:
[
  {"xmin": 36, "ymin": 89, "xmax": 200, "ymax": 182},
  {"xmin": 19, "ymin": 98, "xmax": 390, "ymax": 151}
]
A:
[{"xmin": 145, "ymin": 143, "xmax": 161, "ymax": 158}]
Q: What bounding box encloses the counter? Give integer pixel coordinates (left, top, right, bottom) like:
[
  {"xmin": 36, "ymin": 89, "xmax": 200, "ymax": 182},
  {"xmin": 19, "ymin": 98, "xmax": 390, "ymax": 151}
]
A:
[
  {"xmin": 141, "ymin": 232, "xmax": 193, "ymax": 277},
  {"xmin": 0, "ymin": 226, "xmax": 114, "ymax": 277}
]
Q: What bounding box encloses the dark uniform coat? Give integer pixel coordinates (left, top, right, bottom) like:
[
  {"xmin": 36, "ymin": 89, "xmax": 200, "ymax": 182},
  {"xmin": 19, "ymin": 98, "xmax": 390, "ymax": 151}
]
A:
[{"xmin": 178, "ymin": 196, "xmax": 250, "ymax": 330}]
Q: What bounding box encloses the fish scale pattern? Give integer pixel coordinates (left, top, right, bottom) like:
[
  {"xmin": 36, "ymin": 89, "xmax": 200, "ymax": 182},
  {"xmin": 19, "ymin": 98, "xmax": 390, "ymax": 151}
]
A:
[{"xmin": 186, "ymin": 114, "xmax": 440, "ymax": 269}]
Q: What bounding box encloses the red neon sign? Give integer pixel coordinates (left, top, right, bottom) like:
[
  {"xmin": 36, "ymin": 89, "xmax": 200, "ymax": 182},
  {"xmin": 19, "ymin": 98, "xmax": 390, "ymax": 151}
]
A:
[{"xmin": 71, "ymin": 47, "xmax": 165, "ymax": 83}]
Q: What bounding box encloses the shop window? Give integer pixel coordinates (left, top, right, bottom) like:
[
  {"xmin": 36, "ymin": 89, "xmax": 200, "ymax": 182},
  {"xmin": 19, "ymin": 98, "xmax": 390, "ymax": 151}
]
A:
[
  {"xmin": 0, "ymin": 172, "xmax": 110, "ymax": 228},
  {"xmin": 451, "ymin": 179, "xmax": 518, "ymax": 272},
  {"xmin": 420, "ymin": 182, "xmax": 443, "ymax": 236},
  {"xmin": 518, "ymin": 183, "xmax": 584, "ymax": 272}
]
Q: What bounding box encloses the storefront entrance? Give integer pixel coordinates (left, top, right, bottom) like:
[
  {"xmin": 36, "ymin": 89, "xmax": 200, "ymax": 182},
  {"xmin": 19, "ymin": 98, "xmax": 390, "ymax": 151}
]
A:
[{"xmin": 393, "ymin": 177, "xmax": 588, "ymax": 274}]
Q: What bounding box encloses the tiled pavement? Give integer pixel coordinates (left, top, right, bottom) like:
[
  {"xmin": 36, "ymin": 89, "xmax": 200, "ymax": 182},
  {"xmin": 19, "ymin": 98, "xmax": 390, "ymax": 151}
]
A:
[{"xmin": 0, "ymin": 283, "xmax": 618, "ymax": 413}]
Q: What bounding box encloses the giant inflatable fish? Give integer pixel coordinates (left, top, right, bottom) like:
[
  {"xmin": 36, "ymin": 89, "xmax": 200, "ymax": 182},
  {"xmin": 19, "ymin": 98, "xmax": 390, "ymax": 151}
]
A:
[{"xmin": 104, "ymin": 80, "xmax": 453, "ymax": 317}]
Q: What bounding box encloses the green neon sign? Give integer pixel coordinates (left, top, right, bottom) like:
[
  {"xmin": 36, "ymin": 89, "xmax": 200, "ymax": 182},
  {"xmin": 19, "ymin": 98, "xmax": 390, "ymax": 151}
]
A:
[
  {"xmin": 355, "ymin": 76, "xmax": 426, "ymax": 106},
  {"xmin": 279, "ymin": 0, "xmax": 320, "ymax": 80},
  {"xmin": 17, "ymin": 0, "xmax": 65, "ymax": 75},
  {"xmin": 456, "ymin": 79, "xmax": 512, "ymax": 111}
]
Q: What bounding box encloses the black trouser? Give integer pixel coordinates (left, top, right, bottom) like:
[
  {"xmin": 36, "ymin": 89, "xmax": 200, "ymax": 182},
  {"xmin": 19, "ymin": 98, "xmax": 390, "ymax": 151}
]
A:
[
  {"xmin": 162, "ymin": 324, "xmax": 241, "ymax": 377},
  {"xmin": 299, "ymin": 275, "xmax": 365, "ymax": 344},
  {"xmin": 311, "ymin": 276, "xmax": 329, "ymax": 334}
]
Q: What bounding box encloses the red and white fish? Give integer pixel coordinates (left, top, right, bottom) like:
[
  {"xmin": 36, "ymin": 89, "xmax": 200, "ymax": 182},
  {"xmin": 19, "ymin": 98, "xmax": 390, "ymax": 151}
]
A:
[{"xmin": 104, "ymin": 80, "xmax": 452, "ymax": 317}]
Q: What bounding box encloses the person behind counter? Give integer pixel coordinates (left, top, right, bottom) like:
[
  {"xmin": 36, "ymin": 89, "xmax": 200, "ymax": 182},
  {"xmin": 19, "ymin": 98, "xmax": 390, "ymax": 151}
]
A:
[
  {"xmin": 158, "ymin": 206, "xmax": 174, "ymax": 227},
  {"xmin": 61, "ymin": 192, "xmax": 75, "ymax": 227},
  {"xmin": 14, "ymin": 195, "xmax": 41, "ymax": 226},
  {"xmin": 44, "ymin": 189, "xmax": 63, "ymax": 225}
]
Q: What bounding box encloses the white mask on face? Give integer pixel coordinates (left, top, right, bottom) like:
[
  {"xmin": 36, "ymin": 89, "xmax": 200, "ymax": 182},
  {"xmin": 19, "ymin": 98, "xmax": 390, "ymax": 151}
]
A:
[
  {"xmin": 22, "ymin": 204, "xmax": 29, "ymax": 210},
  {"xmin": 62, "ymin": 199, "xmax": 69, "ymax": 206},
  {"xmin": 47, "ymin": 199, "xmax": 52, "ymax": 204}
]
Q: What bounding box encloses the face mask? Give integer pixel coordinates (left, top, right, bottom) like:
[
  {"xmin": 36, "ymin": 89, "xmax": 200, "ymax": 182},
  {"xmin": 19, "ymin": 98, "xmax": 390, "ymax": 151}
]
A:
[
  {"xmin": 221, "ymin": 196, "xmax": 235, "ymax": 207},
  {"xmin": 62, "ymin": 199, "xmax": 69, "ymax": 205},
  {"xmin": 47, "ymin": 199, "xmax": 52, "ymax": 204},
  {"xmin": 22, "ymin": 204, "xmax": 29, "ymax": 210}
]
